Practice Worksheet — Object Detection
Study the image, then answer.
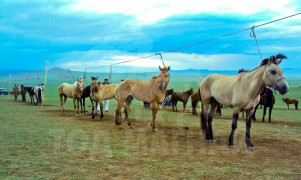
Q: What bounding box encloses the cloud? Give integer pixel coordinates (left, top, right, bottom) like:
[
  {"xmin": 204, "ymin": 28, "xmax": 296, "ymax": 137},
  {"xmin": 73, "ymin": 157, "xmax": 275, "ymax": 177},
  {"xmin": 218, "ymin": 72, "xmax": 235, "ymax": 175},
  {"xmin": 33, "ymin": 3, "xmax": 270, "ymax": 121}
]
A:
[{"xmin": 63, "ymin": 0, "xmax": 298, "ymax": 24}]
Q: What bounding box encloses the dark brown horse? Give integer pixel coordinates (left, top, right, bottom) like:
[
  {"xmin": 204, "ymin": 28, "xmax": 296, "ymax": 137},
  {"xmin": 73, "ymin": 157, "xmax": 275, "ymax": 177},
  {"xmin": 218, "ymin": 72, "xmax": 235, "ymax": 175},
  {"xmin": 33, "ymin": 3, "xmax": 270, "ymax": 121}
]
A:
[
  {"xmin": 25, "ymin": 87, "xmax": 35, "ymax": 104},
  {"xmin": 171, "ymin": 88, "xmax": 193, "ymax": 112},
  {"xmin": 252, "ymin": 87, "xmax": 275, "ymax": 123},
  {"xmin": 282, "ymin": 98, "xmax": 298, "ymax": 110},
  {"xmin": 80, "ymin": 85, "xmax": 92, "ymax": 113}
]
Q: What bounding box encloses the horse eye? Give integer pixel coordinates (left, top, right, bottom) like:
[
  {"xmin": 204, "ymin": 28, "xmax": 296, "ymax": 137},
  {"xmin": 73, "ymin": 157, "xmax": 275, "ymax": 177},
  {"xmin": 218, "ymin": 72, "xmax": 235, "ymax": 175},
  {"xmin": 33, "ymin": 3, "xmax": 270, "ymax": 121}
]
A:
[
  {"xmin": 270, "ymin": 70, "xmax": 277, "ymax": 75},
  {"xmin": 165, "ymin": 75, "xmax": 168, "ymax": 78}
]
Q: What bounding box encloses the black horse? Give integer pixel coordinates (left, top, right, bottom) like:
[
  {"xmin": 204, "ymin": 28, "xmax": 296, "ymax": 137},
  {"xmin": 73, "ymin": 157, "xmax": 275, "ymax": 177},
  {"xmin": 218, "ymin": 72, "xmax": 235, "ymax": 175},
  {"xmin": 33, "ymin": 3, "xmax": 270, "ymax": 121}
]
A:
[
  {"xmin": 143, "ymin": 89, "xmax": 174, "ymax": 108},
  {"xmin": 252, "ymin": 87, "xmax": 275, "ymax": 123},
  {"xmin": 24, "ymin": 87, "xmax": 35, "ymax": 105},
  {"xmin": 80, "ymin": 85, "xmax": 92, "ymax": 113}
]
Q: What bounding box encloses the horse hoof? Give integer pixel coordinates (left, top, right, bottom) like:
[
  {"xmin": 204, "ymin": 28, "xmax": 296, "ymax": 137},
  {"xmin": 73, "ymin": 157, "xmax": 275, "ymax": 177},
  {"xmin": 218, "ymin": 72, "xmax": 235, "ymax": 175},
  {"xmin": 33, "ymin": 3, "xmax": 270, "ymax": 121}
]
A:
[
  {"xmin": 228, "ymin": 144, "xmax": 235, "ymax": 148},
  {"xmin": 247, "ymin": 146, "xmax": 254, "ymax": 150},
  {"xmin": 129, "ymin": 125, "xmax": 134, "ymax": 129},
  {"xmin": 152, "ymin": 128, "xmax": 158, "ymax": 132},
  {"xmin": 75, "ymin": 114, "xmax": 79, "ymax": 117},
  {"xmin": 206, "ymin": 140, "xmax": 212, "ymax": 143},
  {"xmin": 119, "ymin": 126, "xmax": 124, "ymax": 130}
]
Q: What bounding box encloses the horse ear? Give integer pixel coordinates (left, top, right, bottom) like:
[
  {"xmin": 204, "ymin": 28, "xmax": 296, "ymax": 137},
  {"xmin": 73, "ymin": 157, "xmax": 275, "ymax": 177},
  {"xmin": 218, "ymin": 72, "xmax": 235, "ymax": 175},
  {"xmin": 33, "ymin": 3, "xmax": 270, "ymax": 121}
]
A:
[{"xmin": 167, "ymin": 66, "xmax": 170, "ymax": 71}]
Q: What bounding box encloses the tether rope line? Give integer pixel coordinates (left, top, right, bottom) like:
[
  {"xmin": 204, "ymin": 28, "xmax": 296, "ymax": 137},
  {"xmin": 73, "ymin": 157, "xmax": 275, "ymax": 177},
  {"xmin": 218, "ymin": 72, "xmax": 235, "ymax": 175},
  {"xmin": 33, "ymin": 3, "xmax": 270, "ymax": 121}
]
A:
[
  {"xmin": 59, "ymin": 12, "xmax": 301, "ymax": 70},
  {"xmin": 250, "ymin": 26, "xmax": 262, "ymax": 60}
]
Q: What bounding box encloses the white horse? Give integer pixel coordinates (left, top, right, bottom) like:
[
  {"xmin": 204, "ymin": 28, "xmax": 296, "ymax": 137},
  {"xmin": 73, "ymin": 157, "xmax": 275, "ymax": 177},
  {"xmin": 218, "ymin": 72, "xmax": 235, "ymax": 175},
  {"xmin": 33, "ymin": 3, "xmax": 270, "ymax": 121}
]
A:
[
  {"xmin": 200, "ymin": 54, "xmax": 288, "ymax": 150},
  {"xmin": 34, "ymin": 84, "xmax": 44, "ymax": 106},
  {"xmin": 58, "ymin": 77, "xmax": 84, "ymax": 116}
]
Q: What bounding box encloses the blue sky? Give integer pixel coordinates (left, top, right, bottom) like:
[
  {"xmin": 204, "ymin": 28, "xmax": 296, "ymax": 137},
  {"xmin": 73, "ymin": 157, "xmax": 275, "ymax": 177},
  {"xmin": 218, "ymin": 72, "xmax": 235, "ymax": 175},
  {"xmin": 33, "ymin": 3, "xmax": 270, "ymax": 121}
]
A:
[{"xmin": 1, "ymin": 0, "xmax": 301, "ymax": 72}]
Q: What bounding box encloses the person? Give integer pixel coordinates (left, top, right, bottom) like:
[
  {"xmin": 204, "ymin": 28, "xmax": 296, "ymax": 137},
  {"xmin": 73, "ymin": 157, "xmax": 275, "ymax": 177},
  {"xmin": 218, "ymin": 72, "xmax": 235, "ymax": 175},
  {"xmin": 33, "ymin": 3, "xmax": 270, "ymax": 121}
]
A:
[
  {"xmin": 21, "ymin": 85, "xmax": 26, "ymax": 102},
  {"xmin": 102, "ymin": 78, "xmax": 110, "ymax": 112}
]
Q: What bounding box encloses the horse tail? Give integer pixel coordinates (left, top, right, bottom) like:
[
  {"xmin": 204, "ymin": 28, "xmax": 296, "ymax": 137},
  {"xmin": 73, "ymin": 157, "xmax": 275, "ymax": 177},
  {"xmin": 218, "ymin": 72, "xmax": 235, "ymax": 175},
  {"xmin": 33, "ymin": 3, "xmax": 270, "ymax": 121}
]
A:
[
  {"xmin": 198, "ymin": 87, "xmax": 202, "ymax": 102},
  {"xmin": 295, "ymin": 100, "xmax": 298, "ymax": 110}
]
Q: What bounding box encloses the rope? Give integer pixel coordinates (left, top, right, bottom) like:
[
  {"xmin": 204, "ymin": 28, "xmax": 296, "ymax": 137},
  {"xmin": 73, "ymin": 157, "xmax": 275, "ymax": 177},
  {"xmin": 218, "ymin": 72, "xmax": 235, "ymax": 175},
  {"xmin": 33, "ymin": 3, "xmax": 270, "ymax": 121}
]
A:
[
  {"xmin": 250, "ymin": 26, "xmax": 262, "ymax": 60},
  {"xmin": 67, "ymin": 68, "xmax": 76, "ymax": 81}
]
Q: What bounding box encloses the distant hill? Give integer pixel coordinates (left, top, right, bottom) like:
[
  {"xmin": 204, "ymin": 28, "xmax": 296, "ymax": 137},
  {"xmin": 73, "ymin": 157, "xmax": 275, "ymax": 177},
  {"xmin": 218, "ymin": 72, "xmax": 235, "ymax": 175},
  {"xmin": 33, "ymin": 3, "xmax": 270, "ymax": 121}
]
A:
[{"xmin": 0, "ymin": 67, "xmax": 300, "ymax": 81}]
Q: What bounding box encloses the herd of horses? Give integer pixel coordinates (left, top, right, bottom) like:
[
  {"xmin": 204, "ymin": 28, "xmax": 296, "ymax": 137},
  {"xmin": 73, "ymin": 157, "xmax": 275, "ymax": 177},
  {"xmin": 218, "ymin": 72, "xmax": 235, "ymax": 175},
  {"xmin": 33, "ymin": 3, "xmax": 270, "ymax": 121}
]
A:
[
  {"xmin": 12, "ymin": 84, "xmax": 44, "ymax": 105},
  {"xmin": 12, "ymin": 54, "xmax": 299, "ymax": 150}
]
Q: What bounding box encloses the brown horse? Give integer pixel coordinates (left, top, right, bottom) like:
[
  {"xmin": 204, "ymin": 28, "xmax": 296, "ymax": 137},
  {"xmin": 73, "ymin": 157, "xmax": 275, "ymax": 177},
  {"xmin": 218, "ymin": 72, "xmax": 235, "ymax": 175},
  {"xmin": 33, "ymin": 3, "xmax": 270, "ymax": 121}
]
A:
[
  {"xmin": 115, "ymin": 66, "xmax": 170, "ymax": 131},
  {"xmin": 171, "ymin": 88, "xmax": 193, "ymax": 112},
  {"xmin": 200, "ymin": 54, "xmax": 288, "ymax": 150},
  {"xmin": 13, "ymin": 84, "xmax": 19, "ymax": 101},
  {"xmin": 58, "ymin": 77, "xmax": 84, "ymax": 116},
  {"xmin": 282, "ymin": 98, "xmax": 298, "ymax": 110},
  {"xmin": 90, "ymin": 76, "xmax": 118, "ymax": 120}
]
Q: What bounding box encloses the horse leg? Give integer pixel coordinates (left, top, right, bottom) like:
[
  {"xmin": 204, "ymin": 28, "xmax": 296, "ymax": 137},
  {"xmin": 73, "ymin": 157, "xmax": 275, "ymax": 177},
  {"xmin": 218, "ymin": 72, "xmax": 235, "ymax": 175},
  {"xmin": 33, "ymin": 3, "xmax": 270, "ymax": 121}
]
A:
[
  {"xmin": 175, "ymin": 100, "xmax": 178, "ymax": 112},
  {"xmin": 91, "ymin": 100, "xmax": 96, "ymax": 119},
  {"xmin": 172, "ymin": 99, "xmax": 175, "ymax": 111},
  {"xmin": 245, "ymin": 109, "xmax": 255, "ymax": 150},
  {"xmin": 217, "ymin": 103, "xmax": 222, "ymax": 117},
  {"xmin": 252, "ymin": 103, "xmax": 259, "ymax": 121},
  {"xmin": 73, "ymin": 97, "xmax": 77, "ymax": 116},
  {"xmin": 125, "ymin": 100, "xmax": 133, "ymax": 128},
  {"xmin": 228, "ymin": 108, "xmax": 239, "ymax": 146},
  {"xmin": 76, "ymin": 98, "xmax": 80, "ymax": 116},
  {"xmin": 151, "ymin": 102, "xmax": 159, "ymax": 132},
  {"xmin": 208, "ymin": 100, "xmax": 218, "ymax": 141},
  {"xmin": 201, "ymin": 103, "xmax": 210, "ymax": 142},
  {"xmin": 115, "ymin": 100, "xmax": 124, "ymax": 128},
  {"xmin": 287, "ymin": 103, "xmax": 289, "ymax": 110},
  {"xmin": 268, "ymin": 106, "xmax": 273, "ymax": 123},
  {"xmin": 80, "ymin": 98, "xmax": 83, "ymax": 114},
  {"xmin": 183, "ymin": 102, "xmax": 186, "ymax": 112},
  {"xmin": 59, "ymin": 94, "xmax": 65, "ymax": 114},
  {"xmin": 99, "ymin": 101, "xmax": 104, "ymax": 119},
  {"xmin": 262, "ymin": 106, "xmax": 267, "ymax": 122}
]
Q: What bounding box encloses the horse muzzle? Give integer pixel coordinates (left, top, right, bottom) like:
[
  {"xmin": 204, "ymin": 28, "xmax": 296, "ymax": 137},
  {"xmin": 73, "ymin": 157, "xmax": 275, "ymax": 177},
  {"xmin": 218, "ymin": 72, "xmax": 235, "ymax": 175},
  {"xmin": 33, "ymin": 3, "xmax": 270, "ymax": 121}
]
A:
[{"xmin": 274, "ymin": 78, "xmax": 289, "ymax": 95}]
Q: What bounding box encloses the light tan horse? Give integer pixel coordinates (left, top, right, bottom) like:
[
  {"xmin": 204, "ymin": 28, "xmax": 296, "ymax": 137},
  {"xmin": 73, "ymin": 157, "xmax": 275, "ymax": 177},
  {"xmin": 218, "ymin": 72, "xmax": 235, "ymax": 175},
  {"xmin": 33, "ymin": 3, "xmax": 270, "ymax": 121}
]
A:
[
  {"xmin": 90, "ymin": 76, "xmax": 118, "ymax": 120},
  {"xmin": 58, "ymin": 77, "xmax": 84, "ymax": 116},
  {"xmin": 115, "ymin": 66, "xmax": 170, "ymax": 131},
  {"xmin": 199, "ymin": 54, "xmax": 288, "ymax": 150}
]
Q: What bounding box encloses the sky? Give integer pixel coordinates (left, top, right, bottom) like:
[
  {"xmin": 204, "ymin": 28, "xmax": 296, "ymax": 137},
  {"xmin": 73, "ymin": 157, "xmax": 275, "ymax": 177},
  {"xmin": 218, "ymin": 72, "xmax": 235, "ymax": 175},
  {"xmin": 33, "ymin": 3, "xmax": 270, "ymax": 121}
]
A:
[{"xmin": 1, "ymin": 0, "xmax": 301, "ymax": 72}]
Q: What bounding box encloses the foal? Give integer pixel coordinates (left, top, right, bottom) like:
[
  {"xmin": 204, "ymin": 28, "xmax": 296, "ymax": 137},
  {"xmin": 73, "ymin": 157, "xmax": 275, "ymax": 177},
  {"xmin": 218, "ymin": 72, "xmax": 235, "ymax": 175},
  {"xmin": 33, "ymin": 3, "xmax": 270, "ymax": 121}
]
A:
[
  {"xmin": 282, "ymin": 98, "xmax": 298, "ymax": 110},
  {"xmin": 171, "ymin": 88, "xmax": 193, "ymax": 112}
]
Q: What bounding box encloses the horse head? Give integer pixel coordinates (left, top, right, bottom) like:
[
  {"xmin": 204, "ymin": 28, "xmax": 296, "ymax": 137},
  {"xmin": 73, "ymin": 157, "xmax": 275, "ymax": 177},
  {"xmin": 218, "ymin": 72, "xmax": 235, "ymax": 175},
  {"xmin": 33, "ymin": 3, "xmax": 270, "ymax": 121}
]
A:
[
  {"xmin": 187, "ymin": 88, "xmax": 194, "ymax": 95},
  {"xmin": 157, "ymin": 66, "xmax": 170, "ymax": 90},
  {"xmin": 261, "ymin": 54, "xmax": 288, "ymax": 95},
  {"xmin": 76, "ymin": 78, "xmax": 84, "ymax": 92}
]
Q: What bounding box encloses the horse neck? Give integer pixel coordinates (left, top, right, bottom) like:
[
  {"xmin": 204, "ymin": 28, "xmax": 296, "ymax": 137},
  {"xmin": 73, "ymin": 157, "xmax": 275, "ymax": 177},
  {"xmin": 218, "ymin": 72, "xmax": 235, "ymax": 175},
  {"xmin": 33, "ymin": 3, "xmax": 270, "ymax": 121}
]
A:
[{"xmin": 243, "ymin": 66, "xmax": 266, "ymax": 98}]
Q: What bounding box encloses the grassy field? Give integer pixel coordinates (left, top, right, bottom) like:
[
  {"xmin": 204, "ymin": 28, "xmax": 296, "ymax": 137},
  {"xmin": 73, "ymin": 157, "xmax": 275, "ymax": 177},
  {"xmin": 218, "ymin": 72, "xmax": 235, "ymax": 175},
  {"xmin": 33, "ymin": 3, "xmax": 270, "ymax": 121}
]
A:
[{"xmin": 0, "ymin": 72, "xmax": 301, "ymax": 179}]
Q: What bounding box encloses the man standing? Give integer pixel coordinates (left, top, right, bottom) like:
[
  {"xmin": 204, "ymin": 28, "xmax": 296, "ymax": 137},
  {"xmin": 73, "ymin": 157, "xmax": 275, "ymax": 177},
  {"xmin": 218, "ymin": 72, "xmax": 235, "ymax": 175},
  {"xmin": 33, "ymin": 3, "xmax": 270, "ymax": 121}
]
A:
[
  {"xmin": 102, "ymin": 78, "xmax": 110, "ymax": 112},
  {"xmin": 13, "ymin": 84, "xmax": 19, "ymax": 101}
]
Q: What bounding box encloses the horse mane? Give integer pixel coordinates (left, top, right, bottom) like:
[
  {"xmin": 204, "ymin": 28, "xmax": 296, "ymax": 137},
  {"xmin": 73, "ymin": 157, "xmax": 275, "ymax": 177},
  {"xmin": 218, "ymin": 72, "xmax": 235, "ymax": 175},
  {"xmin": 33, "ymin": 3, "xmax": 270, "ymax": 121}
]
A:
[{"xmin": 238, "ymin": 68, "xmax": 248, "ymax": 73}]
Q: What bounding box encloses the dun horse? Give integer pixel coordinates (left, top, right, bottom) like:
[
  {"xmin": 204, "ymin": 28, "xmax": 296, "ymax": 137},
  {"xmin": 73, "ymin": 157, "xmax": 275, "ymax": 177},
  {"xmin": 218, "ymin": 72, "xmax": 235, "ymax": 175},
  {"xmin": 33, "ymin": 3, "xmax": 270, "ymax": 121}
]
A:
[
  {"xmin": 171, "ymin": 88, "xmax": 193, "ymax": 112},
  {"xmin": 90, "ymin": 77, "xmax": 118, "ymax": 120},
  {"xmin": 200, "ymin": 54, "xmax": 288, "ymax": 150},
  {"xmin": 115, "ymin": 66, "xmax": 170, "ymax": 131},
  {"xmin": 58, "ymin": 77, "xmax": 84, "ymax": 116},
  {"xmin": 143, "ymin": 88, "xmax": 174, "ymax": 108},
  {"xmin": 282, "ymin": 98, "xmax": 298, "ymax": 110},
  {"xmin": 252, "ymin": 87, "xmax": 275, "ymax": 122}
]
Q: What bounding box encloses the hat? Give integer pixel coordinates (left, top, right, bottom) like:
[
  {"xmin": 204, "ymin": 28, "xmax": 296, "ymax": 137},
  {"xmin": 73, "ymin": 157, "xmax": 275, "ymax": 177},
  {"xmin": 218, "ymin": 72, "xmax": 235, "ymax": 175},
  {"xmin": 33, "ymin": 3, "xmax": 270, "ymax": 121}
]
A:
[{"xmin": 104, "ymin": 78, "xmax": 108, "ymax": 80}]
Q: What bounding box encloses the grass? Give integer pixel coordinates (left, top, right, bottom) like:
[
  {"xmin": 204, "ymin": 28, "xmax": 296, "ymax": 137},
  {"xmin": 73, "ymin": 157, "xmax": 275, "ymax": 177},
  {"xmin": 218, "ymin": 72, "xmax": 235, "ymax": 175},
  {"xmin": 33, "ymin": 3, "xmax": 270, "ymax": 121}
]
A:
[{"xmin": 0, "ymin": 73, "xmax": 301, "ymax": 179}]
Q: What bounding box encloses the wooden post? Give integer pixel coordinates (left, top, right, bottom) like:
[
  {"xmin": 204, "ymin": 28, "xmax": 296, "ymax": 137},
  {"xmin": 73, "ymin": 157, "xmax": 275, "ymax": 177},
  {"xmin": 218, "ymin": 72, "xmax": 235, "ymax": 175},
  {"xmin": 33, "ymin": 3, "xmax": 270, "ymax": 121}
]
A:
[{"xmin": 42, "ymin": 61, "xmax": 48, "ymax": 106}]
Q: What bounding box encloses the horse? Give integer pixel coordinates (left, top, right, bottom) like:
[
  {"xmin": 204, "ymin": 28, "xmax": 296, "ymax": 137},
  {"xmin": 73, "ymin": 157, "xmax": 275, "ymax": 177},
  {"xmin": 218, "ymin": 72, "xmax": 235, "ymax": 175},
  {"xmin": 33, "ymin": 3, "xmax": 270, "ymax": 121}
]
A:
[
  {"xmin": 143, "ymin": 88, "xmax": 174, "ymax": 108},
  {"xmin": 25, "ymin": 87, "xmax": 35, "ymax": 104},
  {"xmin": 282, "ymin": 98, "xmax": 298, "ymax": 110},
  {"xmin": 171, "ymin": 88, "xmax": 194, "ymax": 112},
  {"xmin": 80, "ymin": 85, "xmax": 92, "ymax": 113},
  {"xmin": 90, "ymin": 77, "xmax": 118, "ymax": 120},
  {"xmin": 115, "ymin": 66, "xmax": 170, "ymax": 131},
  {"xmin": 20, "ymin": 85, "xmax": 26, "ymax": 102},
  {"xmin": 252, "ymin": 87, "xmax": 275, "ymax": 122},
  {"xmin": 58, "ymin": 77, "xmax": 84, "ymax": 116},
  {"xmin": 13, "ymin": 84, "xmax": 19, "ymax": 101},
  {"xmin": 34, "ymin": 84, "xmax": 44, "ymax": 106},
  {"xmin": 199, "ymin": 54, "xmax": 288, "ymax": 150}
]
